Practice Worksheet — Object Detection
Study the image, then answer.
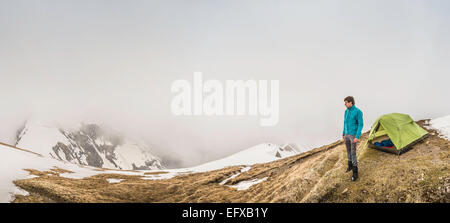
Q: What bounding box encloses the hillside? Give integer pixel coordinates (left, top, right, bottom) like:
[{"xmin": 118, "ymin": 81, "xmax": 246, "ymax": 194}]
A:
[{"xmin": 6, "ymin": 119, "xmax": 450, "ymax": 203}]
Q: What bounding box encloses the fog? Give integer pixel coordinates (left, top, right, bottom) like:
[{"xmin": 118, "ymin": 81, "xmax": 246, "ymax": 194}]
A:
[{"xmin": 1, "ymin": 0, "xmax": 449, "ymax": 168}]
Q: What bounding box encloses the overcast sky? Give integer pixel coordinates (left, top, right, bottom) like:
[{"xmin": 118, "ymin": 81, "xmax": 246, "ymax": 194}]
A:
[{"xmin": 1, "ymin": 0, "xmax": 449, "ymax": 167}]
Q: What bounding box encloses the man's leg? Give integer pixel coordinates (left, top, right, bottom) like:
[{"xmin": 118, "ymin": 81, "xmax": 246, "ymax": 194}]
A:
[
  {"xmin": 344, "ymin": 135, "xmax": 353, "ymax": 172},
  {"xmin": 350, "ymin": 135, "xmax": 358, "ymax": 167},
  {"xmin": 349, "ymin": 135, "xmax": 358, "ymax": 181}
]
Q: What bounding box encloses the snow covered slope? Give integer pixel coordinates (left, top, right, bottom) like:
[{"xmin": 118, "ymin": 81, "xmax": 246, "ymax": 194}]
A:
[
  {"xmin": 0, "ymin": 142, "xmax": 150, "ymax": 202},
  {"xmin": 428, "ymin": 115, "xmax": 450, "ymax": 140},
  {"xmin": 15, "ymin": 119, "xmax": 163, "ymax": 170},
  {"xmin": 187, "ymin": 143, "xmax": 303, "ymax": 172}
]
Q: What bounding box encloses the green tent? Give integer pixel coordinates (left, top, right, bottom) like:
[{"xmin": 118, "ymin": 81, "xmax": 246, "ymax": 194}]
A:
[{"xmin": 365, "ymin": 113, "xmax": 429, "ymax": 155}]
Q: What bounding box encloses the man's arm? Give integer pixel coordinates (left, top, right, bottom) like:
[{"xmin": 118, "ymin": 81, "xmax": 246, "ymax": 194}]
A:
[
  {"xmin": 342, "ymin": 111, "xmax": 346, "ymax": 139},
  {"xmin": 355, "ymin": 110, "xmax": 364, "ymax": 139}
]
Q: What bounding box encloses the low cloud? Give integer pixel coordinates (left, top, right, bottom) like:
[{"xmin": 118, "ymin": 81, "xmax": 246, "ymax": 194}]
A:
[{"xmin": 0, "ymin": 0, "xmax": 449, "ymax": 168}]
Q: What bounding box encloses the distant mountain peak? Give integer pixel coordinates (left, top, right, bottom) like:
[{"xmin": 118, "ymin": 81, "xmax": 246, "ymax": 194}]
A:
[{"xmin": 15, "ymin": 118, "xmax": 164, "ymax": 170}]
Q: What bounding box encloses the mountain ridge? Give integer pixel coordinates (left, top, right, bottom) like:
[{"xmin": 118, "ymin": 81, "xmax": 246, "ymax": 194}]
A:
[
  {"xmin": 15, "ymin": 118, "xmax": 164, "ymax": 170},
  {"xmin": 3, "ymin": 117, "xmax": 449, "ymax": 203}
]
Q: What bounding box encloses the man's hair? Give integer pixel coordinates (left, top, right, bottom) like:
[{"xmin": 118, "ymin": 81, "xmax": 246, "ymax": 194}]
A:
[{"xmin": 344, "ymin": 96, "xmax": 355, "ymax": 105}]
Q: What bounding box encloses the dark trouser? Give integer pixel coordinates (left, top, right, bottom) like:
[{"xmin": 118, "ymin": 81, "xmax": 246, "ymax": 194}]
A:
[{"xmin": 344, "ymin": 134, "xmax": 358, "ymax": 167}]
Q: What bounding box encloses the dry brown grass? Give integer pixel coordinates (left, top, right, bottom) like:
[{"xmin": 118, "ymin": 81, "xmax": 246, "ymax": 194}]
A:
[
  {"xmin": 91, "ymin": 167, "xmax": 141, "ymax": 173},
  {"xmin": 11, "ymin": 121, "xmax": 450, "ymax": 203},
  {"xmin": 300, "ymin": 121, "xmax": 450, "ymax": 203}
]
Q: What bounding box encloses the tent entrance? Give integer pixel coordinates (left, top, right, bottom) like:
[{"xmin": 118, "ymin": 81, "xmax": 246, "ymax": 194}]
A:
[
  {"xmin": 368, "ymin": 123, "xmax": 400, "ymax": 154},
  {"xmin": 368, "ymin": 134, "xmax": 400, "ymax": 155}
]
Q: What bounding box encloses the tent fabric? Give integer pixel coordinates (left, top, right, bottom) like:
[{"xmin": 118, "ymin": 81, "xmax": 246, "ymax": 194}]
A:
[{"xmin": 365, "ymin": 113, "xmax": 428, "ymax": 152}]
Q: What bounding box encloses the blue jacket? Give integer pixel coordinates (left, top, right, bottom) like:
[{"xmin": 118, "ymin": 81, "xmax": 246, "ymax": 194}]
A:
[{"xmin": 343, "ymin": 105, "xmax": 364, "ymax": 139}]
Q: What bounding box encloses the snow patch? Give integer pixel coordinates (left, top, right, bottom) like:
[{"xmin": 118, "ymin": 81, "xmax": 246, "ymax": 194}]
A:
[
  {"xmin": 428, "ymin": 115, "xmax": 450, "ymax": 140},
  {"xmin": 229, "ymin": 177, "xmax": 268, "ymax": 191},
  {"xmin": 141, "ymin": 172, "xmax": 180, "ymax": 180},
  {"xmin": 219, "ymin": 166, "xmax": 251, "ymax": 185},
  {"xmin": 106, "ymin": 178, "xmax": 124, "ymax": 184},
  {"xmin": 12, "ymin": 187, "xmax": 29, "ymax": 196}
]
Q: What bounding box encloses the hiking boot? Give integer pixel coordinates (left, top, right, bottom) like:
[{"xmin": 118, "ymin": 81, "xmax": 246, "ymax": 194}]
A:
[
  {"xmin": 351, "ymin": 166, "xmax": 358, "ymax": 181},
  {"xmin": 346, "ymin": 161, "xmax": 352, "ymax": 172}
]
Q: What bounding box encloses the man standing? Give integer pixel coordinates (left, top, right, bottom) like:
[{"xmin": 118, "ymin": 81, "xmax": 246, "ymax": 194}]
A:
[{"xmin": 342, "ymin": 96, "xmax": 363, "ymax": 181}]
